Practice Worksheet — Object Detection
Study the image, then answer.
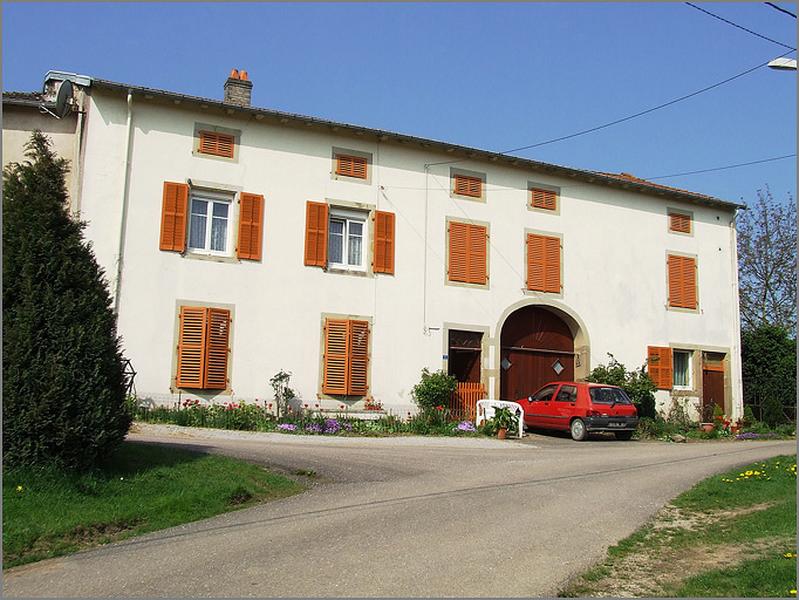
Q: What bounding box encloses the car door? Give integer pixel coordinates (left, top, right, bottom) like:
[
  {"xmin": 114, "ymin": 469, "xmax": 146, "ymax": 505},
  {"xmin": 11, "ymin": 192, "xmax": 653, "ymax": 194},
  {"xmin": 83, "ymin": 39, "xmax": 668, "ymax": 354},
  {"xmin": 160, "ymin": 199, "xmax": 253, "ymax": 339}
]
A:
[
  {"xmin": 552, "ymin": 384, "xmax": 578, "ymax": 431},
  {"xmin": 523, "ymin": 384, "xmax": 559, "ymax": 429}
]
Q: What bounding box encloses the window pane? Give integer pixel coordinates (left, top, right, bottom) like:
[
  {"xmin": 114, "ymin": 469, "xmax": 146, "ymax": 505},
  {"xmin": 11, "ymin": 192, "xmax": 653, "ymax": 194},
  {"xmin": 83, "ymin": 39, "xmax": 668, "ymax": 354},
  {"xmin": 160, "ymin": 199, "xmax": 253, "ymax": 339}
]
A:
[
  {"xmin": 189, "ymin": 199, "xmax": 208, "ymax": 249},
  {"xmin": 329, "ymin": 220, "xmax": 344, "ymax": 264},
  {"xmin": 212, "ymin": 202, "xmax": 229, "ymax": 218},
  {"xmin": 209, "ymin": 202, "xmax": 228, "ymax": 252},
  {"xmin": 673, "ymin": 352, "xmax": 690, "ymax": 386},
  {"xmin": 348, "ymin": 221, "xmax": 363, "ymax": 266}
]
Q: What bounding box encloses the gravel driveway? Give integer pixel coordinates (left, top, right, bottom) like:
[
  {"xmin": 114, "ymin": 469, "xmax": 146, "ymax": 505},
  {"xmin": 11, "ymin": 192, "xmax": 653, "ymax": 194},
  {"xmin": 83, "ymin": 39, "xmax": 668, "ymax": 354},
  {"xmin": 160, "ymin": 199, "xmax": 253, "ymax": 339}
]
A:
[{"xmin": 4, "ymin": 424, "xmax": 794, "ymax": 597}]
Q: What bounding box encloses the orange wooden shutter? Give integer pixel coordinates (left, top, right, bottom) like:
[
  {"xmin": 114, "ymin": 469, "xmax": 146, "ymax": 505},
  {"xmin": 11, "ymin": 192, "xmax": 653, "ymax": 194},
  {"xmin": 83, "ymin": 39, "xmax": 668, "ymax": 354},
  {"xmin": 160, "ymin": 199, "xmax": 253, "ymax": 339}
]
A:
[
  {"xmin": 347, "ymin": 320, "xmax": 370, "ymax": 395},
  {"xmin": 530, "ymin": 188, "xmax": 557, "ymax": 211},
  {"xmin": 373, "ymin": 210, "xmax": 395, "ymax": 274},
  {"xmin": 159, "ymin": 182, "xmax": 189, "ymax": 252},
  {"xmin": 198, "ymin": 131, "xmax": 235, "ymax": 158},
  {"xmin": 176, "ymin": 307, "xmax": 207, "ymax": 388},
  {"xmin": 203, "ymin": 308, "xmax": 230, "ymax": 389},
  {"xmin": 454, "ymin": 174, "xmax": 482, "ymax": 198},
  {"xmin": 668, "ymin": 254, "xmax": 697, "ymax": 309},
  {"xmin": 304, "ymin": 201, "xmax": 329, "ymax": 267},
  {"xmin": 336, "ymin": 154, "xmax": 368, "ymax": 179},
  {"xmin": 468, "ymin": 224, "xmax": 487, "ymax": 284},
  {"xmin": 448, "ymin": 222, "xmax": 470, "ymax": 283},
  {"xmin": 527, "ymin": 234, "xmax": 560, "ymax": 293},
  {"xmin": 449, "ymin": 222, "xmax": 486, "ymax": 284},
  {"xmin": 647, "ymin": 346, "xmax": 673, "ymax": 390},
  {"xmin": 237, "ymin": 192, "xmax": 264, "ymax": 260},
  {"xmin": 669, "ymin": 212, "xmax": 691, "ymax": 234},
  {"xmin": 323, "ymin": 319, "xmax": 349, "ymax": 395}
]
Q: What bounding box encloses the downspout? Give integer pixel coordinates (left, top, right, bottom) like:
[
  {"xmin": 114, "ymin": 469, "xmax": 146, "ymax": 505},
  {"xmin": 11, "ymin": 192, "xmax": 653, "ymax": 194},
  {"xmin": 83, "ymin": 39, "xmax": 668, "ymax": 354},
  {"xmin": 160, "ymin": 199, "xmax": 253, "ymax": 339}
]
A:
[
  {"xmin": 423, "ymin": 164, "xmax": 430, "ymax": 334},
  {"xmin": 729, "ymin": 208, "xmax": 745, "ymax": 421},
  {"xmin": 113, "ymin": 90, "xmax": 134, "ymax": 316}
]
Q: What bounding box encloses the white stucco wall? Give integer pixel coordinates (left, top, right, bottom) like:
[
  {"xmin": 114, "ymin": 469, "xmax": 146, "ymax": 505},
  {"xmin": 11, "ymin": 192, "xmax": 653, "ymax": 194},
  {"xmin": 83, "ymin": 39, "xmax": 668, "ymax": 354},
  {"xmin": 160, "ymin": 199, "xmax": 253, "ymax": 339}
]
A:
[
  {"xmin": 2, "ymin": 105, "xmax": 78, "ymax": 199},
  {"xmin": 76, "ymin": 88, "xmax": 743, "ymax": 420}
]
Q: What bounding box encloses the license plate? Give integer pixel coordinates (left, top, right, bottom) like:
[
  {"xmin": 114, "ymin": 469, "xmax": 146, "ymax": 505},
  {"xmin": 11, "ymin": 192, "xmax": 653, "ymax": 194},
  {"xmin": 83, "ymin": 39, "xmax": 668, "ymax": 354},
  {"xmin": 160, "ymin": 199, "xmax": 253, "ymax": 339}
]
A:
[{"xmin": 608, "ymin": 422, "xmax": 625, "ymax": 428}]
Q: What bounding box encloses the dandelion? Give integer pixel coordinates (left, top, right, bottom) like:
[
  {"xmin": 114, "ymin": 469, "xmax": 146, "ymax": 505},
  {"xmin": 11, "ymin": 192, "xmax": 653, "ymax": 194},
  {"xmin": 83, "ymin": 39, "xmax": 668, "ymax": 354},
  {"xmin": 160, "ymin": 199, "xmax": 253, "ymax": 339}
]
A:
[
  {"xmin": 15, "ymin": 485, "xmax": 23, "ymax": 493},
  {"xmin": 784, "ymin": 552, "xmax": 797, "ymax": 558},
  {"xmin": 790, "ymin": 590, "xmax": 796, "ymax": 596},
  {"xmin": 119, "ymin": 477, "xmax": 124, "ymax": 481}
]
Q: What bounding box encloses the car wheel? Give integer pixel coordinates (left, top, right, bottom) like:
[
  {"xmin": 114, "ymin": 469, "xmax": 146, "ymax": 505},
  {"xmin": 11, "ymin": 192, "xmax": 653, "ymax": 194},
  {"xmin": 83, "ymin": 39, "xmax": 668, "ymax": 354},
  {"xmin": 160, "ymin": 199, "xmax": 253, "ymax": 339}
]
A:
[
  {"xmin": 570, "ymin": 418, "xmax": 588, "ymax": 441},
  {"xmin": 614, "ymin": 430, "xmax": 634, "ymax": 441}
]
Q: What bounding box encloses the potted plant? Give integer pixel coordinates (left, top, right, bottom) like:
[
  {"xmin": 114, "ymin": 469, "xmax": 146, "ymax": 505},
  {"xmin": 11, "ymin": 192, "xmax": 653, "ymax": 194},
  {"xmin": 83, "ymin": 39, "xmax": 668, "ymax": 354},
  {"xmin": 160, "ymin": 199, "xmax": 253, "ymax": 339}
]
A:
[
  {"xmin": 490, "ymin": 406, "xmax": 518, "ymax": 440},
  {"xmin": 699, "ymin": 404, "xmax": 716, "ymax": 433}
]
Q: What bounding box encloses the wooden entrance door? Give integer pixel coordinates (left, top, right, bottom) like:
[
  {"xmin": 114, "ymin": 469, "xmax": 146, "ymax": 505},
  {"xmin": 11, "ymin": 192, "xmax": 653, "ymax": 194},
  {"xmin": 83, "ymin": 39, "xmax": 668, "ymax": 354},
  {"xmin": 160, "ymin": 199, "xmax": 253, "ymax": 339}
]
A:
[
  {"xmin": 702, "ymin": 361, "xmax": 725, "ymax": 414},
  {"xmin": 500, "ymin": 306, "xmax": 575, "ymax": 401}
]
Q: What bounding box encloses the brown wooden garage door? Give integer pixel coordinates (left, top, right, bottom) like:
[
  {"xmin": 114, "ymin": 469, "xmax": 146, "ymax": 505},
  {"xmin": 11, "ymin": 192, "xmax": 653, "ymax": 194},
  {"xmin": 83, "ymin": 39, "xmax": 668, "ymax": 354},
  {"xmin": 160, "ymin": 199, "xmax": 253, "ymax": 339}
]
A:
[{"xmin": 500, "ymin": 306, "xmax": 575, "ymax": 401}]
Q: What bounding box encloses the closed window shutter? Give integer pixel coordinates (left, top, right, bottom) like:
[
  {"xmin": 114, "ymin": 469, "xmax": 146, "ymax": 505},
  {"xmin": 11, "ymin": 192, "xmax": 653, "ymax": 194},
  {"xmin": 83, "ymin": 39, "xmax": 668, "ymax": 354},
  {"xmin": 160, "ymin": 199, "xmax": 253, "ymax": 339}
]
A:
[
  {"xmin": 668, "ymin": 255, "xmax": 697, "ymax": 309},
  {"xmin": 176, "ymin": 307, "xmax": 207, "ymax": 388},
  {"xmin": 669, "ymin": 213, "xmax": 691, "ymax": 234},
  {"xmin": 159, "ymin": 182, "xmax": 189, "ymax": 252},
  {"xmin": 530, "ymin": 188, "xmax": 557, "ymax": 211},
  {"xmin": 527, "ymin": 233, "xmax": 560, "ymax": 292},
  {"xmin": 647, "ymin": 346, "xmax": 673, "ymax": 390},
  {"xmin": 204, "ymin": 308, "xmax": 230, "ymax": 389},
  {"xmin": 454, "ymin": 174, "xmax": 482, "ymax": 198},
  {"xmin": 304, "ymin": 201, "xmax": 329, "ymax": 267},
  {"xmin": 336, "ymin": 154, "xmax": 368, "ymax": 179},
  {"xmin": 199, "ymin": 131, "xmax": 235, "ymax": 158},
  {"xmin": 237, "ymin": 192, "xmax": 264, "ymax": 260},
  {"xmin": 468, "ymin": 224, "xmax": 487, "ymax": 284},
  {"xmin": 373, "ymin": 210, "xmax": 395, "ymax": 274},
  {"xmin": 347, "ymin": 320, "xmax": 370, "ymax": 395},
  {"xmin": 323, "ymin": 319, "xmax": 349, "ymax": 395}
]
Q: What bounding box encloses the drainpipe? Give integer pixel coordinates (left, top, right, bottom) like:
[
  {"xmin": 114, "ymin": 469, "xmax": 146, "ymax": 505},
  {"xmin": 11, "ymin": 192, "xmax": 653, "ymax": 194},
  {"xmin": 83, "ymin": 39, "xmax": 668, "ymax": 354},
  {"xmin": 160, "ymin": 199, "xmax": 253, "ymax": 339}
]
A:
[
  {"xmin": 113, "ymin": 90, "xmax": 134, "ymax": 316},
  {"xmin": 422, "ymin": 164, "xmax": 430, "ymax": 334},
  {"xmin": 70, "ymin": 95, "xmax": 86, "ymax": 217}
]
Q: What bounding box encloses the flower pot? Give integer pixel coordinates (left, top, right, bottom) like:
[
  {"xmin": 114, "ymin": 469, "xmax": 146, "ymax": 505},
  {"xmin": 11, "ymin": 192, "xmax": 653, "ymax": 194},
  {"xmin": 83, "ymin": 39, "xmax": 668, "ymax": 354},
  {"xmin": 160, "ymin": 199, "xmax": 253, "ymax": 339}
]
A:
[
  {"xmin": 497, "ymin": 427, "xmax": 507, "ymax": 440},
  {"xmin": 700, "ymin": 422, "xmax": 715, "ymax": 433}
]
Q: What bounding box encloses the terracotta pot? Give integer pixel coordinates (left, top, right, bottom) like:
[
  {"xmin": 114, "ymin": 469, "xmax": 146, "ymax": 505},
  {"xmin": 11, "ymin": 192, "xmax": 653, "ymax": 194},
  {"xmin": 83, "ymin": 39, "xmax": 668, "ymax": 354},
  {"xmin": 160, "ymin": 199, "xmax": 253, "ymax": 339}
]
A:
[
  {"xmin": 700, "ymin": 422, "xmax": 715, "ymax": 433},
  {"xmin": 497, "ymin": 427, "xmax": 507, "ymax": 440}
]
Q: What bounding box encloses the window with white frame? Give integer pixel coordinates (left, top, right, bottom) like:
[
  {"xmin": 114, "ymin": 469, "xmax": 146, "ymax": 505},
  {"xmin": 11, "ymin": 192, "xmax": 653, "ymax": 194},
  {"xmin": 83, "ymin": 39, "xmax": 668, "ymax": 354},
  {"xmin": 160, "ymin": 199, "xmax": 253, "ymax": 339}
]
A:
[
  {"xmin": 188, "ymin": 191, "xmax": 233, "ymax": 255},
  {"xmin": 673, "ymin": 350, "xmax": 692, "ymax": 388},
  {"xmin": 328, "ymin": 208, "xmax": 366, "ymax": 270}
]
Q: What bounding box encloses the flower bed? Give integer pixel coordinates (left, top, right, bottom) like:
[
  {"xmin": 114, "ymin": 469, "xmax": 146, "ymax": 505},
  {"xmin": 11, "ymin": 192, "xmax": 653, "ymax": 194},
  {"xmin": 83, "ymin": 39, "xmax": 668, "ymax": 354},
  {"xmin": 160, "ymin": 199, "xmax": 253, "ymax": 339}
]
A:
[{"xmin": 130, "ymin": 399, "xmax": 484, "ymax": 438}]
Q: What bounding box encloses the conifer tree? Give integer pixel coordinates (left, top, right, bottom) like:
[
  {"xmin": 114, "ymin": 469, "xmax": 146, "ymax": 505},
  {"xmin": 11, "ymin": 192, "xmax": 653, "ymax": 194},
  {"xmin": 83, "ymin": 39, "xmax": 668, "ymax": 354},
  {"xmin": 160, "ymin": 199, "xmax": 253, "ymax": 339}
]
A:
[{"xmin": 3, "ymin": 131, "xmax": 130, "ymax": 470}]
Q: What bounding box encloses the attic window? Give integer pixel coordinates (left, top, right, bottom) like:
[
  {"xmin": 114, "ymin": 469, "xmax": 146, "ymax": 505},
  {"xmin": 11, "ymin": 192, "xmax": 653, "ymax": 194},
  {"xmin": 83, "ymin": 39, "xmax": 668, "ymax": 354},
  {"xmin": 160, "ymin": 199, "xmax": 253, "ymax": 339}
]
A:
[
  {"xmin": 453, "ymin": 174, "xmax": 482, "ymax": 198},
  {"xmin": 198, "ymin": 131, "xmax": 235, "ymax": 159},
  {"xmin": 335, "ymin": 154, "xmax": 368, "ymax": 179}
]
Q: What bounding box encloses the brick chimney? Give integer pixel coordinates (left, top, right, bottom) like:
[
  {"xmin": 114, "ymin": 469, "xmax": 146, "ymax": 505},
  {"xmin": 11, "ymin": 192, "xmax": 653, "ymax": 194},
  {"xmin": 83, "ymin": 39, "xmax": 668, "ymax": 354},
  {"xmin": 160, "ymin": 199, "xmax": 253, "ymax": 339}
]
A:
[{"xmin": 223, "ymin": 68, "xmax": 252, "ymax": 107}]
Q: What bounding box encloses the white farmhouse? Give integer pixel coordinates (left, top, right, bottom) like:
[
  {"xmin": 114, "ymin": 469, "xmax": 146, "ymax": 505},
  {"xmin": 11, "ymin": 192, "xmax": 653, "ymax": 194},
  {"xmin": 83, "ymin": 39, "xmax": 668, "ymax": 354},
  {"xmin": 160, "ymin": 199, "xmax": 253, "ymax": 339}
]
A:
[{"xmin": 2, "ymin": 70, "xmax": 745, "ymax": 422}]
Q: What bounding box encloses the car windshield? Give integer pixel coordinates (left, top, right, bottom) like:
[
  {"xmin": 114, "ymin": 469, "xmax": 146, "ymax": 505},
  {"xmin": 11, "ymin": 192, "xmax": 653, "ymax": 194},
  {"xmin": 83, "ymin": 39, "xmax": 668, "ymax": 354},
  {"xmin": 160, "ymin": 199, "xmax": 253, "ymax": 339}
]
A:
[{"xmin": 589, "ymin": 387, "xmax": 632, "ymax": 405}]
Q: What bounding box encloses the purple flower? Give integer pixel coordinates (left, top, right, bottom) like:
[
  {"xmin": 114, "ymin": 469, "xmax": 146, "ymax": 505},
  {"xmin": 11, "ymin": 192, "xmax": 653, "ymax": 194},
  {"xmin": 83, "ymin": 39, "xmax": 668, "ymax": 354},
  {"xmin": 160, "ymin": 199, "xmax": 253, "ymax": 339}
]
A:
[
  {"xmin": 323, "ymin": 419, "xmax": 341, "ymax": 434},
  {"xmin": 305, "ymin": 423, "xmax": 323, "ymax": 433},
  {"xmin": 341, "ymin": 422, "xmax": 353, "ymax": 431},
  {"xmin": 277, "ymin": 423, "xmax": 297, "ymax": 432},
  {"xmin": 457, "ymin": 421, "xmax": 476, "ymax": 432},
  {"xmin": 736, "ymin": 432, "xmax": 778, "ymax": 440}
]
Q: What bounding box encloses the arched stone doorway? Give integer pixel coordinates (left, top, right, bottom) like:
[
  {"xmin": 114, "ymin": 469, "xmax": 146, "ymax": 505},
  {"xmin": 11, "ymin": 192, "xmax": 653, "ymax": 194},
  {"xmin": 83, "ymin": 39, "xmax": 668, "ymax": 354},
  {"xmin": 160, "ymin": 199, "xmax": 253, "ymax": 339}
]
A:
[{"xmin": 499, "ymin": 304, "xmax": 587, "ymax": 400}]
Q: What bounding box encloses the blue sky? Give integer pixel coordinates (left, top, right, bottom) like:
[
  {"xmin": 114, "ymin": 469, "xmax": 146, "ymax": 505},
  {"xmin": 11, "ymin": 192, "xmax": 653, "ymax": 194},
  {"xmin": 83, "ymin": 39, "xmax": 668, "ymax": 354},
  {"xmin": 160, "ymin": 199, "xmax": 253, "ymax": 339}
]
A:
[{"xmin": 3, "ymin": 2, "xmax": 796, "ymax": 205}]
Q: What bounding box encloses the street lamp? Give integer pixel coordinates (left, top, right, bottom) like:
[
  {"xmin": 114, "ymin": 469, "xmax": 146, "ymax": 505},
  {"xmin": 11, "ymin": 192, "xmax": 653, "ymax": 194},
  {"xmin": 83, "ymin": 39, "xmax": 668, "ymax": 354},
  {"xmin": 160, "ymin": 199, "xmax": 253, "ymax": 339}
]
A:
[{"xmin": 767, "ymin": 57, "xmax": 797, "ymax": 70}]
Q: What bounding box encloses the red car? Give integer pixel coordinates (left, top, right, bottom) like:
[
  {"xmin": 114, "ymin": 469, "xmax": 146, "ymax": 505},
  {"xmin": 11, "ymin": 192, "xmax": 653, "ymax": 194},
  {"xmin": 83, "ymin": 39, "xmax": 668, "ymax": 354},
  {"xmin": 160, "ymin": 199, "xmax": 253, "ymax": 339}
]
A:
[{"xmin": 519, "ymin": 382, "xmax": 639, "ymax": 441}]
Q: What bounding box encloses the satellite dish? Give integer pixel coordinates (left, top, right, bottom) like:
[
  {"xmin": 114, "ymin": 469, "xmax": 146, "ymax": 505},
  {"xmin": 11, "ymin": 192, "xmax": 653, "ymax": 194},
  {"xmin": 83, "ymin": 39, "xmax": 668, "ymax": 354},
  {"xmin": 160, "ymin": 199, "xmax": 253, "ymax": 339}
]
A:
[{"xmin": 53, "ymin": 79, "xmax": 73, "ymax": 118}]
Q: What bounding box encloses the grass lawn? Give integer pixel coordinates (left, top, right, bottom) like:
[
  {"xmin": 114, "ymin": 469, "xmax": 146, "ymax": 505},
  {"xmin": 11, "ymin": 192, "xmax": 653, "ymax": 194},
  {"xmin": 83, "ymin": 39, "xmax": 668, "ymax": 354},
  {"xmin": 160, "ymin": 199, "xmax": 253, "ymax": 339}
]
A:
[
  {"xmin": 560, "ymin": 455, "xmax": 797, "ymax": 598},
  {"xmin": 3, "ymin": 442, "xmax": 303, "ymax": 568}
]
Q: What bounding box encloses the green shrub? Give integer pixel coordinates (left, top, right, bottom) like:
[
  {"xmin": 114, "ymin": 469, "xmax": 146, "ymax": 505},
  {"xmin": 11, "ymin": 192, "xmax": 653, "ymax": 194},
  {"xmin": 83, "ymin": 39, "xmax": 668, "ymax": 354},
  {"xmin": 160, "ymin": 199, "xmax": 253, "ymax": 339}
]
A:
[
  {"xmin": 586, "ymin": 354, "xmax": 657, "ymax": 419},
  {"xmin": 741, "ymin": 325, "xmax": 796, "ymax": 427},
  {"xmin": 411, "ymin": 369, "xmax": 457, "ymax": 414},
  {"xmin": 3, "ymin": 132, "xmax": 130, "ymax": 470}
]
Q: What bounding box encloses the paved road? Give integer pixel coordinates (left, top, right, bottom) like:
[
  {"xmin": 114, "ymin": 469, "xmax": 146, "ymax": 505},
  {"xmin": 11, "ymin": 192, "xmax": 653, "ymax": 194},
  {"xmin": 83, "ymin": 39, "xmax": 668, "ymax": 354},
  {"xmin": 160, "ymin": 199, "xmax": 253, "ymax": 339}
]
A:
[{"xmin": 4, "ymin": 425, "xmax": 795, "ymax": 597}]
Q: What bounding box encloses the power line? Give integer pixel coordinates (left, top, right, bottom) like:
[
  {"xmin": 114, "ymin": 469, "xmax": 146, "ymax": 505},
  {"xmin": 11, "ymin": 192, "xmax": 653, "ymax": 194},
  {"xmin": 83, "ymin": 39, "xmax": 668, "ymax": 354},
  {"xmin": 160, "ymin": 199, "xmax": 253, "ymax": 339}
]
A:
[
  {"xmin": 646, "ymin": 153, "xmax": 797, "ymax": 180},
  {"xmin": 428, "ymin": 49, "xmax": 795, "ymax": 167},
  {"xmin": 685, "ymin": 2, "xmax": 796, "ymax": 50},
  {"xmin": 764, "ymin": 2, "xmax": 797, "ymax": 18}
]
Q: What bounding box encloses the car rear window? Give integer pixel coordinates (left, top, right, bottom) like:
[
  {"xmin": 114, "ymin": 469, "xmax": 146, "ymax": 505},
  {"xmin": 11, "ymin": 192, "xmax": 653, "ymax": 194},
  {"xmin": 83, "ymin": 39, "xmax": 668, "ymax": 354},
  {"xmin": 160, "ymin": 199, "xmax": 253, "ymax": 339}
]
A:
[{"xmin": 589, "ymin": 387, "xmax": 632, "ymax": 405}]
